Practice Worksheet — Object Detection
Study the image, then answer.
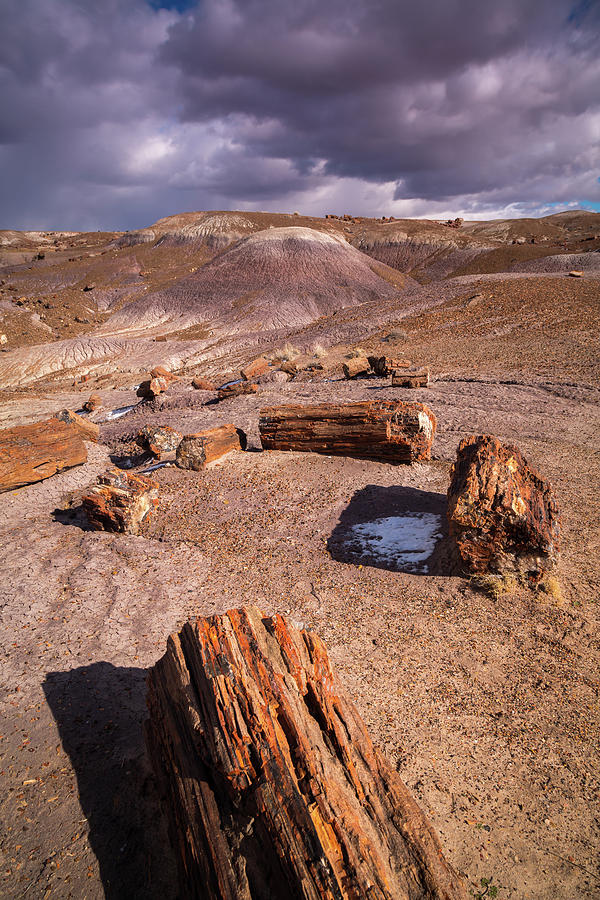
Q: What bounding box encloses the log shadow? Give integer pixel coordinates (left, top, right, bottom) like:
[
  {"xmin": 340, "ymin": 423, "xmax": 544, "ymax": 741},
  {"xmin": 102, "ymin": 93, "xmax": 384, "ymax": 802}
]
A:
[
  {"xmin": 43, "ymin": 662, "xmax": 176, "ymax": 900},
  {"xmin": 327, "ymin": 484, "xmax": 452, "ymax": 575}
]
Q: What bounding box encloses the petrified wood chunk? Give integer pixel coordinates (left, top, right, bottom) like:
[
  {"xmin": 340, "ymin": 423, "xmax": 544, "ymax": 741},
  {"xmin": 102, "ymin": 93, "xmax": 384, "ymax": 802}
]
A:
[
  {"xmin": 259, "ymin": 400, "xmax": 436, "ymax": 462},
  {"xmin": 368, "ymin": 356, "xmax": 412, "ymax": 377},
  {"xmin": 176, "ymin": 424, "xmax": 246, "ymax": 471},
  {"xmin": 392, "ymin": 369, "xmax": 430, "ymax": 388},
  {"xmin": 83, "ymin": 393, "xmax": 102, "ymax": 412},
  {"xmin": 151, "ymin": 365, "xmax": 176, "ymax": 378},
  {"xmin": 82, "ymin": 468, "xmax": 158, "ymax": 534},
  {"xmin": 241, "ymin": 356, "xmax": 270, "ymax": 381},
  {"xmin": 136, "ymin": 424, "xmax": 182, "ymax": 459},
  {"xmin": 192, "ymin": 377, "xmax": 216, "ymax": 391},
  {"xmin": 342, "ymin": 356, "xmax": 371, "ymax": 379},
  {"xmin": 145, "ymin": 607, "xmax": 467, "ymax": 900},
  {"xmin": 55, "ymin": 409, "xmax": 99, "ymax": 442},
  {"xmin": 217, "ymin": 382, "xmax": 258, "ymax": 402},
  {"xmin": 447, "ymin": 434, "xmax": 560, "ymax": 582},
  {"xmin": 0, "ymin": 418, "xmax": 87, "ymax": 493},
  {"xmin": 137, "ymin": 376, "xmax": 172, "ymax": 400}
]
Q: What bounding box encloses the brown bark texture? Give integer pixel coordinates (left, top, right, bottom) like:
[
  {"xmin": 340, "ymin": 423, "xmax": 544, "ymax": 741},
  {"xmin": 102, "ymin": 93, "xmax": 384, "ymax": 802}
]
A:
[
  {"xmin": 447, "ymin": 434, "xmax": 560, "ymax": 581},
  {"xmin": 82, "ymin": 468, "xmax": 158, "ymax": 534},
  {"xmin": 55, "ymin": 409, "xmax": 100, "ymax": 442},
  {"xmin": 259, "ymin": 400, "xmax": 436, "ymax": 462},
  {"xmin": 392, "ymin": 370, "xmax": 430, "ymax": 388},
  {"xmin": 176, "ymin": 424, "xmax": 246, "ymax": 471},
  {"xmin": 0, "ymin": 417, "xmax": 87, "ymax": 493},
  {"xmin": 145, "ymin": 606, "xmax": 467, "ymax": 900},
  {"xmin": 342, "ymin": 357, "xmax": 371, "ymax": 379},
  {"xmin": 217, "ymin": 382, "xmax": 258, "ymax": 402},
  {"xmin": 368, "ymin": 356, "xmax": 412, "ymax": 377}
]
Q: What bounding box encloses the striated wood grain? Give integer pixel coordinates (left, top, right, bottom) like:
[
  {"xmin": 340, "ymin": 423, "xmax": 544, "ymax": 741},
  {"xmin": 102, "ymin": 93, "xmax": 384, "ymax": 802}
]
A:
[
  {"xmin": 342, "ymin": 357, "xmax": 371, "ymax": 379},
  {"xmin": 368, "ymin": 356, "xmax": 412, "ymax": 377},
  {"xmin": 146, "ymin": 607, "xmax": 467, "ymax": 900},
  {"xmin": 176, "ymin": 424, "xmax": 246, "ymax": 471},
  {"xmin": 259, "ymin": 400, "xmax": 436, "ymax": 462},
  {"xmin": 55, "ymin": 409, "xmax": 100, "ymax": 443},
  {"xmin": 0, "ymin": 417, "xmax": 87, "ymax": 493},
  {"xmin": 392, "ymin": 369, "xmax": 430, "ymax": 388},
  {"xmin": 82, "ymin": 468, "xmax": 158, "ymax": 534}
]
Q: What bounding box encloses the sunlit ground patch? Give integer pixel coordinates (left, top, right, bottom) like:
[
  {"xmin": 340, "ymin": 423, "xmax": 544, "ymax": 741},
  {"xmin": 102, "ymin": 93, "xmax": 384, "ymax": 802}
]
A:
[{"xmin": 342, "ymin": 513, "xmax": 443, "ymax": 573}]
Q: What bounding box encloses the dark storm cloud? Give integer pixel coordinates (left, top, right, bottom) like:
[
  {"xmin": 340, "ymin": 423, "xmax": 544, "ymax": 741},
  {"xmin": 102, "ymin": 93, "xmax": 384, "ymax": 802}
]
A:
[{"xmin": 0, "ymin": 0, "xmax": 598, "ymax": 229}]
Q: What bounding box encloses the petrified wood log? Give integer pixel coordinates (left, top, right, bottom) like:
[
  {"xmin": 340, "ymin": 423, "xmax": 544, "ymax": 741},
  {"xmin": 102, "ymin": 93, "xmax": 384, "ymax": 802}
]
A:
[
  {"xmin": 392, "ymin": 369, "xmax": 430, "ymax": 388},
  {"xmin": 368, "ymin": 356, "xmax": 412, "ymax": 377},
  {"xmin": 192, "ymin": 377, "xmax": 216, "ymax": 391},
  {"xmin": 217, "ymin": 382, "xmax": 258, "ymax": 402},
  {"xmin": 83, "ymin": 393, "xmax": 102, "ymax": 412},
  {"xmin": 241, "ymin": 356, "xmax": 270, "ymax": 381},
  {"xmin": 342, "ymin": 356, "xmax": 371, "ymax": 379},
  {"xmin": 447, "ymin": 434, "xmax": 560, "ymax": 582},
  {"xmin": 0, "ymin": 418, "xmax": 87, "ymax": 493},
  {"xmin": 176, "ymin": 424, "xmax": 246, "ymax": 471},
  {"xmin": 145, "ymin": 607, "xmax": 466, "ymax": 900},
  {"xmin": 136, "ymin": 424, "xmax": 182, "ymax": 459},
  {"xmin": 82, "ymin": 468, "xmax": 158, "ymax": 534},
  {"xmin": 55, "ymin": 409, "xmax": 99, "ymax": 442},
  {"xmin": 137, "ymin": 375, "xmax": 172, "ymax": 400},
  {"xmin": 259, "ymin": 400, "xmax": 436, "ymax": 462}
]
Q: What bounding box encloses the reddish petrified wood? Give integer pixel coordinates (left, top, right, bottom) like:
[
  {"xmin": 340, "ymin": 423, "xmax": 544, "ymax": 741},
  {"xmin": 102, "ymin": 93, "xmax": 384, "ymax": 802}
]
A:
[
  {"xmin": 241, "ymin": 356, "xmax": 270, "ymax": 381},
  {"xmin": 137, "ymin": 376, "xmax": 172, "ymax": 400},
  {"xmin": 192, "ymin": 377, "xmax": 216, "ymax": 391},
  {"xmin": 259, "ymin": 400, "xmax": 436, "ymax": 463},
  {"xmin": 368, "ymin": 356, "xmax": 412, "ymax": 376},
  {"xmin": 145, "ymin": 607, "xmax": 467, "ymax": 900},
  {"xmin": 0, "ymin": 418, "xmax": 87, "ymax": 493},
  {"xmin": 82, "ymin": 468, "xmax": 158, "ymax": 534},
  {"xmin": 82, "ymin": 393, "xmax": 102, "ymax": 412},
  {"xmin": 176, "ymin": 424, "xmax": 246, "ymax": 471},
  {"xmin": 392, "ymin": 369, "xmax": 430, "ymax": 388},
  {"xmin": 136, "ymin": 424, "xmax": 182, "ymax": 459},
  {"xmin": 217, "ymin": 382, "xmax": 258, "ymax": 402},
  {"xmin": 447, "ymin": 434, "xmax": 560, "ymax": 581},
  {"xmin": 55, "ymin": 409, "xmax": 100, "ymax": 442},
  {"xmin": 342, "ymin": 356, "xmax": 370, "ymax": 379}
]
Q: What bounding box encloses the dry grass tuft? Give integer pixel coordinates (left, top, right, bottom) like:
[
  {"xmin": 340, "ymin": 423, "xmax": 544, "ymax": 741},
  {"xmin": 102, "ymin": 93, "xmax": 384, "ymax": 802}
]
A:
[
  {"xmin": 312, "ymin": 343, "xmax": 327, "ymax": 358},
  {"xmin": 470, "ymin": 573, "xmax": 517, "ymax": 600},
  {"xmin": 538, "ymin": 575, "xmax": 564, "ymax": 604},
  {"xmin": 272, "ymin": 342, "xmax": 301, "ymax": 362}
]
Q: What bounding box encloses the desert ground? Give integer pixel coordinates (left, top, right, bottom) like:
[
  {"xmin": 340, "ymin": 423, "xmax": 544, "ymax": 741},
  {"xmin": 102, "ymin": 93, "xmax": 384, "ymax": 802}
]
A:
[{"xmin": 0, "ymin": 210, "xmax": 599, "ymax": 899}]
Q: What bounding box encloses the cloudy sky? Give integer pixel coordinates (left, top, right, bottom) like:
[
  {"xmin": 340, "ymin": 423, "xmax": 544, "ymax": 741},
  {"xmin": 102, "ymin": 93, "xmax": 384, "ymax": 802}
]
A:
[{"xmin": 1, "ymin": 0, "xmax": 599, "ymax": 230}]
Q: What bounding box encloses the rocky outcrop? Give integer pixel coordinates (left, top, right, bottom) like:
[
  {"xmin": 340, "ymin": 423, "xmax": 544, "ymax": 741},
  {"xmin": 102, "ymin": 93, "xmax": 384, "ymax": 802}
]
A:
[
  {"xmin": 145, "ymin": 607, "xmax": 467, "ymax": 900},
  {"xmin": 136, "ymin": 424, "xmax": 182, "ymax": 459},
  {"xmin": 259, "ymin": 400, "xmax": 436, "ymax": 462},
  {"xmin": 175, "ymin": 425, "xmax": 246, "ymax": 471},
  {"xmin": 82, "ymin": 468, "xmax": 158, "ymax": 534},
  {"xmin": 0, "ymin": 418, "xmax": 87, "ymax": 493},
  {"xmin": 447, "ymin": 435, "xmax": 560, "ymax": 582},
  {"xmin": 55, "ymin": 409, "xmax": 99, "ymax": 442}
]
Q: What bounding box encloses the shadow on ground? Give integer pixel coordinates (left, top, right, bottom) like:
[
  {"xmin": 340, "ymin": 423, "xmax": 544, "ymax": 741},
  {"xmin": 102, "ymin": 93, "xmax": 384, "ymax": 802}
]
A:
[
  {"xmin": 327, "ymin": 484, "xmax": 452, "ymax": 575},
  {"xmin": 43, "ymin": 662, "xmax": 176, "ymax": 900}
]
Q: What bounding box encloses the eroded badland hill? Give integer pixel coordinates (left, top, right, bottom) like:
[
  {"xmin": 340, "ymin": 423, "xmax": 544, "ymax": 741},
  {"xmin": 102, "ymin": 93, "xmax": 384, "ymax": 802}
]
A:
[{"xmin": 0, "ymin": 210, "xmax": 599, "ymax": 899}]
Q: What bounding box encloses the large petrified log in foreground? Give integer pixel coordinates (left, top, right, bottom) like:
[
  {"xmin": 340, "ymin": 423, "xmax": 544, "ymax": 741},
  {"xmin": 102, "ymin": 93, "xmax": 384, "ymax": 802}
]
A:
[
  {"xmin": 0, "ymin": 418, "xmax": 87, "ymax": 493},
  {"xmin": 82, "ymin": 468, "xmax": 158, "ymax": 533},
  {"xmin": 146, "ymin": 607, "xmax": 466, "ymax": 900},
  {"xmin": 447, "ymin": 434, "xmax": 560, "ymax": 582},
  {"xmin": 259, "ymin": 400, "xmax": 436, "ymax": 462},
  {"xmin": 176, "ymin": 424, "xmax": 246, "ymax": 471}
]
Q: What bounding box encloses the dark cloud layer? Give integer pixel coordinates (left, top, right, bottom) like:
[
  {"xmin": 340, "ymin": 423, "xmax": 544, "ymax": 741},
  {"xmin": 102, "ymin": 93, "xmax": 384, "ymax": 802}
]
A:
[{"xmin": 1, "ymin": 0, "xmax": 599, "ymax": 229}]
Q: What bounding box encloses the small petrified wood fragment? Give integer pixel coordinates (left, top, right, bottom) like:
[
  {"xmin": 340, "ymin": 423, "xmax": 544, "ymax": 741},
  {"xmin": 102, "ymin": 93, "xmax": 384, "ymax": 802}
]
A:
[
  {"xmin": 137, "ymin": 375, "xmax": 172, "ymax": 400},
  {"xmin": 342, "ymin": 356, "xmax": 370, "ymax": 379},
  {"xmin": 136, "ymin": 424, "xmax": 182, "ymax": 459},
  {"xmin": 0, "ymin": 418, "xmax": 87, "ymax": 493},
  {"xmin": 241, "ymin": 356, "xmax": 270, "ymax": 381},
  {"xmin": 176, "ymin": 424, "xmax": 246, "ymax": 471},
  {"xmin": 447, "ymin": 434, "xmax": 560, "ymax": 581},
  {"xmin": 217, "ymin": 382, "xmax": 258, "ymax": 402},
  {"xmin": 82, "ymin": 468, "xmax": 158, "ymax": 534},
  {"xmin": 145, "ymin": 607, "xmax": 467, "ymax": 900},
  {"xmin": 259, "ymin": 400, "xmax": 436, "ymax": 462},
  {"xmin": 192, "ymin": 377, "xmax": 216, "ymax": 391},
  {"xmin": 55, "ymin": 409, "xmax": 99, "ymax": 442},
  {"xmin": 392, "ymin": 369, "xmax": 430, "ymax": 388},
  {"xmin": 368, "ymin": 356, "xmax": 412, "ymax": 377},
  {"xmin": 83, "ymin": 393, "xmax": 102, "ymax": 412}
]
